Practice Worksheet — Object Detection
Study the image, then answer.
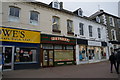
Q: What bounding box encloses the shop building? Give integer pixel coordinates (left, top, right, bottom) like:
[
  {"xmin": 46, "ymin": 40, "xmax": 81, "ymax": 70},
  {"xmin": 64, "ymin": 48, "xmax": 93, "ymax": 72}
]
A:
[
  {"xmin": 40, "ymin": 34, "xmax": 76, "ymax": 67},
  {"xmin": 73, "ymin": 8, "xmax": 108, "ymax": 64},
  {"xmin": 76, "ymin": 39, "xmax": 108, "ymax": 64},
  {"xmin": 89, "ymin": 10, "xmax": 120, "ymax": 55},
  {"xmin": 1, "ymin": 26, "xmax": 40, "ymax": 70}
]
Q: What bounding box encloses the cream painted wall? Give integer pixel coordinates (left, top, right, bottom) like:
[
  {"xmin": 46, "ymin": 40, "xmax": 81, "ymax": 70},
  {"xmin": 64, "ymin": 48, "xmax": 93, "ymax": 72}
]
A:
[{"xmin": 2, "ymin": 2, "xmax": 74, "ymax": 37}]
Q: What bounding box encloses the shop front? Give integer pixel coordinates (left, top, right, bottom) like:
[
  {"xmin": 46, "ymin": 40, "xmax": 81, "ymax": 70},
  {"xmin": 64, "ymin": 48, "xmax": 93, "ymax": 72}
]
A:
[
  {"xmin": 1, "ymin": 27, "xmax": 40, "ymax": 70},
  {"xmin": 40, "ymin": 34, "xmax": 76, "ymax": 67},
  {"xmin": 76, "ymin": 39, "xmax": 108, "ymax": 65},
  {"xmin": 76, "ymin": 39, "xmax": 88, "ymax": 64},
  {"xmin": 87, "ymin": 41, "xmax": 108, "ymax": 63}
]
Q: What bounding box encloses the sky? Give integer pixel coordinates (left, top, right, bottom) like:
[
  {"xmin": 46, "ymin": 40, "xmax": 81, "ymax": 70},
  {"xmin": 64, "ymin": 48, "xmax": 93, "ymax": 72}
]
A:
[{"xmin": 36, "ymin": 0, "xmax": 120, "ymax": 17}]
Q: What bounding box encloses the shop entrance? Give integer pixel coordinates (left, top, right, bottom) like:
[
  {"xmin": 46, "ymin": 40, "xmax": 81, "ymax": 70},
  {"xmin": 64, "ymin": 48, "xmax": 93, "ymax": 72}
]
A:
[
  {"xmin": 2, "ymin": 46, "xmax": 14, "ymax": 70},
  {"xmin": 42, "ymin": 50, "xmax": 54, "ymax": 67}
]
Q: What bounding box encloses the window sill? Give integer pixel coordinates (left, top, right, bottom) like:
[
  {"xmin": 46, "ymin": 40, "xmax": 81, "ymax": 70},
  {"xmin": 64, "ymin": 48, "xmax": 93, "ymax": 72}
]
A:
[
  {"xmin": 67, "ymin": 32, "xmax": 74, "ymax": 35},
  {"xmin": 52, "ymin": 29, "xmax": 61, "ymax": 33}
]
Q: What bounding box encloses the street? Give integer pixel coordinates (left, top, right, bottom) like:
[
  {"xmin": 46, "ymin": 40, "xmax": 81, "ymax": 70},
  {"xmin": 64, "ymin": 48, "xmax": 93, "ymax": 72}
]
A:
[{"xmin": 1, "ymin": 61, "xmax": 120, "ymax": 79}]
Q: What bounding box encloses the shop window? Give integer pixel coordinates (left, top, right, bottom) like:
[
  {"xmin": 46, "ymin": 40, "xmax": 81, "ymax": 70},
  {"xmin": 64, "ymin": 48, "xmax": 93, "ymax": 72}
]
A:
[
  {"xmin": 79, "ymin": 46, "xmax": 86, "ymax": 61},
  {"xmin": 88, "ymin": 49, "xmax": 95, "ymax": 60},
  {"xmin": 54, "ymin": 45, "xmax": 62, "ymax": 49},
  {"xmin": 9, "ymin": 6, "xmax": 20, "ymax": 22},
  {"xmin": 42, "ymin": 44, "xmax": 53, "ymax": 49},
  {"xmin": 30, "ymin": 11, "xmax": 39, "ymax": 25},
  {"xmin": 100, "ymin": 47, "xmax": 106, "ymax": 59},
  {"xmin": 54, "ymin": 50, "xmax": 74, "ymax": 61},
  {"xmin": 66, "ymin": 46, "xmax": 73, "ymax": 50},
  {"xmin": 14, "ymin": 47, "xmax": 37, "ymax": 63}
]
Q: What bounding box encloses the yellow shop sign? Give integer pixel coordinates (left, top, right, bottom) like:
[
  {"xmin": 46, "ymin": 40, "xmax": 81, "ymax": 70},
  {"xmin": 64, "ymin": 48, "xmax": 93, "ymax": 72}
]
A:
[{"xmin": 0, "ymin": 27, "xmax": 40, "ymax": 43}]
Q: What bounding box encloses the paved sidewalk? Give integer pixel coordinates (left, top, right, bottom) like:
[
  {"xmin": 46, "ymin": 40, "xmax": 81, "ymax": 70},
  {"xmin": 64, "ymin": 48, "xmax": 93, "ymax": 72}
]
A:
[{"xmin": 2, "ymin": 61, "xmax": 120, "ymax": 78}]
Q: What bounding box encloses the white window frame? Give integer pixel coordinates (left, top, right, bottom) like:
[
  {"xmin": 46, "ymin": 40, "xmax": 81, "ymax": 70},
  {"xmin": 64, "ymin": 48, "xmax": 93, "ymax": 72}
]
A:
[
  {"xmin": 102, "ymin": 14, "xmax": 107, "ymax": 25},
  {"xmin": 79, "ymin": 23, "xmax": 84, "ymax": 36},
  {"xmin": 67, "ymin": 20, "xmax": 73, "ymax": 33},
  {"xmin": 53, "ymin": 2, "xmax": 60, "ymax": 9},
  {"xmin": 52, "ymin": 16, "xmax": 60, "ymax": 30},
  {"xmin": 9, "ymin": 6, "xmax": 20, "ymax": 22},
  {"xmin": 96, "ymin": 16, "xmax": 100, "ymax": 23},
  {"xmin": 109, "ymin": 17, "xmax": 115, "ymax": 27},
  {"xmin": 97, "ymin": 28, "xmax": 101, "ymax": 38},
  {"xmin": 111, "ymin": 29, "xmax": 117, "ymax": 41},
  {"xmin": 88, "ymin": 25, "xmax": 93, "ymax": 37},
  {"xmin": 117, "ymin": 19, "xmax": 120, "ymax": 28},
  {"xmin": 29, "ymin": 11, "xmax": 39, "ymax": 25}
]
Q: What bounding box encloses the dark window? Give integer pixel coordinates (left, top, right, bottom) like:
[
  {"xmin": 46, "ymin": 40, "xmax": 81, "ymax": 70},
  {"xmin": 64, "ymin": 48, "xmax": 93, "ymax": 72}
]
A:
[
  {"xmin": 79, "ymin": 23, "xmax": 84, "ymax": 35},
  {"xmin": 30, "ymin": 11, "xmax": 39, "ymax": 21},
  {"xmin": 9, "ymin": 6, "xmax": 20, "ymax": 17},
  {"xmin": 97, "ymin": 28, "xmax": 101, "ymax": 38},
  {"xmin": 88, "ymin": 25, "xmax": 92, "ymax": 37},
  {"xmin": 67, "ymin": 20, "xmax": 73, "ymax": 32}
]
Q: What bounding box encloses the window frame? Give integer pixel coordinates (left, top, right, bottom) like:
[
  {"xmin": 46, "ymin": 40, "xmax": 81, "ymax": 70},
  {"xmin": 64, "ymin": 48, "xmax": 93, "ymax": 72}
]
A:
[
  {"xmin": 29, "ymin": 11, "xmax": 39, "ymax": 25},
  {"xmin": 79, "ymin": 23, "xmax": 84, "ymax": 36},
  {"xmin": 9, "ymin": 6, "xmax": 20, "ymax": 22},
  {"xmin": 97, "ymin": 28, "xmax": 101, "ymax": 38},
  {"xmin": 111, "ymin": 29, "xmax": 117, "ymax": 41},
  {"xmin": 88, "ymin": 25, "xmax": 93, "ymax": 37},
  {"xmin": 52, "ymin": 16, "xmax": 60, "ymax": 31},
  {"xmin": 109, "ymin": 17, "xmax": 114, "ymax": 27},
  {"xmin": 67, "ymin": 20, "xmax": 73, "ymax": 33}
]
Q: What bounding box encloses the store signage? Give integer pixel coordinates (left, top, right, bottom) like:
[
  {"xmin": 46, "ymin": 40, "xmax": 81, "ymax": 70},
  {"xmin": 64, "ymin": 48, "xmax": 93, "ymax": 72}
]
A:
[
  {"xmin": 0, "ymin": 27, "xmax": 40, "ymax": 43},
  {"xmin": 88, "ymin": 41, "xmax": 101, "ymax": 46},
  {"xmin": 51, "ymin": 37, "xmax": 70, "ymax": 42}
]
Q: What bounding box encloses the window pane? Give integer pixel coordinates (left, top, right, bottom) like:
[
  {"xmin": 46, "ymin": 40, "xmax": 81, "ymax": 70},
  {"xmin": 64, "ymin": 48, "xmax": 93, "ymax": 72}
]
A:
[
  {"xmin": 30, "ymin": 11, "xmax": 38, "ymax": 21},
  {"xmin": 10, "ymin": 7, "xmax": 14, "ymax": 16},
  {"xmin": 9, "ymin": 7, "xmax": 20, "ymax": 17},
  {"xmin": 14, "ymin": 47, "xmax": 37, "ymax": 63},
  {"xmin": 79, "ymin": 23, "xmax": 84, "ymax": 35},
  {"xmin": 89, "ymin": 25, "xmax": 92, "ymax": 37}
]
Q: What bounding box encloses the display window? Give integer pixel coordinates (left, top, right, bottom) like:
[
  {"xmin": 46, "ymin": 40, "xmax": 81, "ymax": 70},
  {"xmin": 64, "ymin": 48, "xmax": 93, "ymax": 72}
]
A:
[
  {"xmin": 79, "ymin": 45, "xmax": 87, "ymax": 61},
  {"xmin": 14, "ymin": 47, "xmax": 37, "ymax": 63},
  {"xmin": 100, "ymin": 47, "xmax": 106, "ymax": 59},
  {"xmin": 54, "ymin": 50, "xmax": 74, "ymax": 61}
]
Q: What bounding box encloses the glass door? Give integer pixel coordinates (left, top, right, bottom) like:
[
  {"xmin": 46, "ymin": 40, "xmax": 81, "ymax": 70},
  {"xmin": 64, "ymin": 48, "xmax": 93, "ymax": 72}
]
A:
[
  {"xmin": 3, "ymin": 46, "xmax": 14, "ymax": 70},
  {"xmin": 43, "ymin": 50, "xmax": 54, "ymax": 67}
]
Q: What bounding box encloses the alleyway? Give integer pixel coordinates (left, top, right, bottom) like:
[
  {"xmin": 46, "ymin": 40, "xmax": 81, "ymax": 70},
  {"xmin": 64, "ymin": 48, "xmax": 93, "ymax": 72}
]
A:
[{"xmin": 2, "ymin": 61, "xmax": 120, "ymax": 78}]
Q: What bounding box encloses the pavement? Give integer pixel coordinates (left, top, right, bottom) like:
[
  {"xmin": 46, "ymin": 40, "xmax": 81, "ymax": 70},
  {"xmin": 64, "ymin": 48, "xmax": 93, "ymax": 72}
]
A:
[{"xmin": 1, "ymin": 61, "xmax": 120, "ymax": 78}]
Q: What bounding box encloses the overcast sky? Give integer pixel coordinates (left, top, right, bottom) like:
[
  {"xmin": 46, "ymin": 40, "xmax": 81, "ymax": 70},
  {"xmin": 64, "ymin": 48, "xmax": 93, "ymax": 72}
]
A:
[{"xmin": 36, "ymin": 0, "xmax": 120, "ymax": 17}]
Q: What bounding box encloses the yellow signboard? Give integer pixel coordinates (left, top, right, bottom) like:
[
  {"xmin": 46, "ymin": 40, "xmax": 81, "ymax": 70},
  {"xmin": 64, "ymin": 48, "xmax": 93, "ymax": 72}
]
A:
[{"xmin": 0, "ymin": 27, "xmax": 40, "ymax": 43}]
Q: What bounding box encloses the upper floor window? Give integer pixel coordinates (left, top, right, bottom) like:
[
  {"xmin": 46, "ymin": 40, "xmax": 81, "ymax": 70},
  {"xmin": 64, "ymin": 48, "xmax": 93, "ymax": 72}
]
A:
[
  {"xmin": 97, "ymin": 28, "xmax": 101, "ymax": 38},
  {"xmin": 79, "ymin": 23, "xmax": 84, "ymax": 35},
  {"xmin": 52, "ymin": 16, "xmax": 60, "ymax": 31},
  {"xmin": 111, "ymin": 29, "xmax": 116, "ymax": 40},
  {"xmin": 117, "ymin": 19, "xmax": 120, "ymax": 28},
  {"xmin": 102, "ymin": 14, "xmax": 107, "ymax": 25},
  {"xmin": 88, "ymin": 25, "xmax": 93, "ymax": 37},
  {"xmin": 78, "ymin": 8, "xmax": 83, "ymax": 17},
  {"xmin": 96, "ymin": 16, "xmax": 100, "ymax": 23},
  {"xmin": 9, "ymin": 6, "xmax": 20, "ymax": 22},
  {"xmin": 30, "ymin": 11, "xmax": 39, "ymax": 25},
  {"xmin": 109, "ymin": 17, "xmax": 114, "ymax": 27},
  {"xmin": 53, "ymin": 1, "xmax": 60, "ymax": 9},
  {"xmin": 67, "ymin": 20, "xmax": 73, "ymax": 33}
]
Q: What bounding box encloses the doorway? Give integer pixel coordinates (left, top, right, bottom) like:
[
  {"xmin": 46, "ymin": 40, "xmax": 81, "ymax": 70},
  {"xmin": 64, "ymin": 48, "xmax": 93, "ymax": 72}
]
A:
[
  {"xmin": 2, "ymin": 46, "xmax": 14, "ymax": 70},
  {"xmin": 42, "ymin": 50, "xmax": 54, "ymax": 67}
]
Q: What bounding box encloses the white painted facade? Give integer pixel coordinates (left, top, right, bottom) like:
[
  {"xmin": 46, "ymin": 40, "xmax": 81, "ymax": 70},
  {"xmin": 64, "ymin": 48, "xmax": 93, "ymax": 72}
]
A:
[{"xmin": 73, "ymin": 16, "xmax": 109, "ymax": 65}]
